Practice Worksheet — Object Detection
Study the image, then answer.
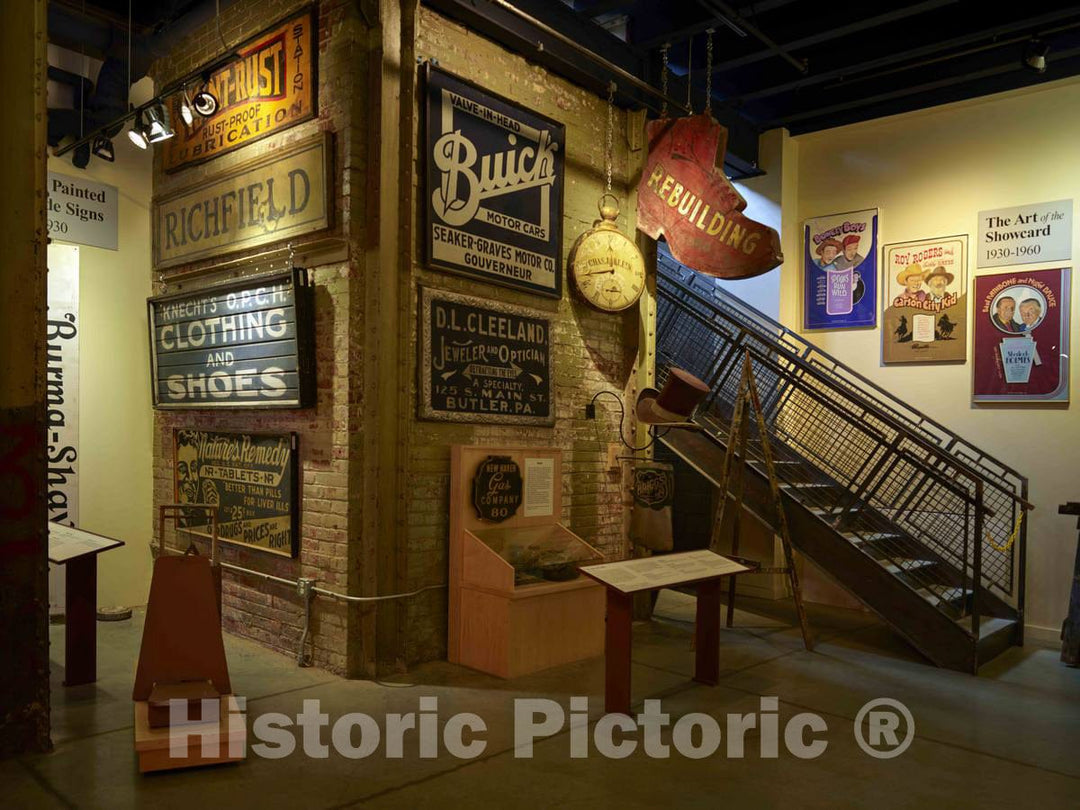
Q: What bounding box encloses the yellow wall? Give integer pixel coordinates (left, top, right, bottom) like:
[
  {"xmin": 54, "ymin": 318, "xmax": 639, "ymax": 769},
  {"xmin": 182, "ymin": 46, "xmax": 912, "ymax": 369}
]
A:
[
  {"xmin": 776, "ymin": 76, "xmax": 1080, "ymax": 638},
  {"xmin": 48, "ymin": 143, "xmax": 154, "ymax": 609}
]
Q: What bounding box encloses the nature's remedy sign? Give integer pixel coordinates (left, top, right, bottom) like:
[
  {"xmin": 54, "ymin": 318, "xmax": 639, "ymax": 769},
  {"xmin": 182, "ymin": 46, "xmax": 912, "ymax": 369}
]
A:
[
  {"xmin": 424, "ymin": 65, "xmax": 565, "ymax": 298},
  {"xmin": 419, "ymin": 287, "xmax": 554, "ymax": 426},
  {"xmin": 977, "ymin": 199, "xmax": 1073, "ymax": 268},
  {"xmin": 153, "ymin": 134, "xmax": 330, "ymax": 269},
  {"xmin": 174, "ymin": 429, "xmax": 298, "ymax": 557},
  {"xmin": 47, "ymin": 172, "xmax": 118, "ymax": 250},
  {"xmin": 472, "ymin": 456, "xmax": 523, "ymax": 522},
  {"xmin": 148, "ymin": 269, "xmax": 315, "ymax": 409},
  {"xmin": 162, "ymin": 8, "xmax": 316, "ymax": 172}
]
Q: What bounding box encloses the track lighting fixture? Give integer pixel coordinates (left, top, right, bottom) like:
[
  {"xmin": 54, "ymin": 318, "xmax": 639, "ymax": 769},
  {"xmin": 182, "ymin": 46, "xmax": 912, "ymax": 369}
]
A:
[
  {"xmin": 127, "ymin": 111, "xmax": 148, "ymax": 149},
  {"xmin": 146, "ymin": 103, "xmax": 175, "ymax": 143},
  {"xmin": 1022, "ymin": 37, "xmax": 1049, "ymax": 73},
  {"xmin": 192, "ymin": 89, "xmax": 219, "ymax": 117}
]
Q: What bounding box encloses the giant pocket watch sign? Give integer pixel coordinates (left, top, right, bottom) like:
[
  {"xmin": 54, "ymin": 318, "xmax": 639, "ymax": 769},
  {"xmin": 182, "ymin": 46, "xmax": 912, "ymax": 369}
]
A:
[
  {"xmin": 148, "ymin": 268, "xmax": 316, "ymax": 409},
  {"xmin": 569, "ymin": 195, "xmax": 645, "ymax": 312},
  {"xmin": 424, "ymin": 64, "xmax": 565, "ymax": 298},
  {"xmin": 418, "ymin": 286, "xmax": 554, "ymax": 426}
]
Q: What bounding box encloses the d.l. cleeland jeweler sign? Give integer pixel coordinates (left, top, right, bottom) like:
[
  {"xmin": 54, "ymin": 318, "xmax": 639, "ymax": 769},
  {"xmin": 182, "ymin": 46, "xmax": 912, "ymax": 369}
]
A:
[
  {"xmin": 153, "ymin": 134, "xmax": 331, "ymax": 269},
  {"xmin": 424, "ymin": 65, "xmax": 565, "ymax": 298}
]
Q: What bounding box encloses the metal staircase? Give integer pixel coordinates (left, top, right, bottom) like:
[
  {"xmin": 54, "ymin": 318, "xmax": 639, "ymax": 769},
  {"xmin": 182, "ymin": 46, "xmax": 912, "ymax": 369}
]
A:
[{"xmin": 655, "ymin": 257, "xmax": 1032, "ymax": 673}]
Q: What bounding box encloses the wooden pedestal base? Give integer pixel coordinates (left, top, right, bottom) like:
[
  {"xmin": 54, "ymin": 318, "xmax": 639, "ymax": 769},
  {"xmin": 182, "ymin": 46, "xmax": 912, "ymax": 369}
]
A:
[{"xmin": 134, "ymin": 696, "xmax": 246, "ymax": 774}]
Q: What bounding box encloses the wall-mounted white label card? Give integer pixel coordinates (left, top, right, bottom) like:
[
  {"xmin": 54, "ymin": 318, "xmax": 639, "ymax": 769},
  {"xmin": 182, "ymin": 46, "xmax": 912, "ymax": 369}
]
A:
[
  {"xmin": 523, "ymin": 457, "xmax": 555, "ymax": 517},
  {"xmin": 47, "ymin": 171, "xmax": 119, "ymax": 250},
  {"xmin": 977, "ymin": 199, "xmax": 1072, "ymax": 268}
]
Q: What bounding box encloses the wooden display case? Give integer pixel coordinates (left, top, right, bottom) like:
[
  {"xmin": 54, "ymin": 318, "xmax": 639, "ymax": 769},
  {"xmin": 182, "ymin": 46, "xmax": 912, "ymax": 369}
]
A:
[{"xmin": 449, "ymin": 446, "xmax": 605, "ymax": 678}]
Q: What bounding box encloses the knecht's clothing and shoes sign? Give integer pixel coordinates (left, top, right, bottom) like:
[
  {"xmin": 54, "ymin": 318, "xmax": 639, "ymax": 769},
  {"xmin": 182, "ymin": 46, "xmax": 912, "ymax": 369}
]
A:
[
  {"xmin": 148, "ymin": 268, "xmax": 316, "ymax": 409},
  {"xmin": 424, "ymin": 65, "xmax": 565, "ymax": 298}
]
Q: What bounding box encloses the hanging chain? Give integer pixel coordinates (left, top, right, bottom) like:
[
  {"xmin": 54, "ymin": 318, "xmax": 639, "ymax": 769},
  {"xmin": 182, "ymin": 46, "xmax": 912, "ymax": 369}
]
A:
[
  {"xmin": 705, "ymin": 28, "xmax": 714, "ymax": 116},
  {"xmin": 604, "ymin": 81, "xmax": 615, "ymax": 196},
  {"xmin": 686, "ymin": 35, "xmax": 693, "ymax": 114},
  {"xmin": 660, "ymin": 43, "xmax": 670, "ymax": 118}
]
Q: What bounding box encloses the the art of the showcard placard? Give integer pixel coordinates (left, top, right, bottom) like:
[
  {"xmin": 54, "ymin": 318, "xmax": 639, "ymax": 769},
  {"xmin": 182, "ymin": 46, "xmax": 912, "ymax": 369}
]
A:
[
  {"xmin": 424, "ymin": 64, "xmax": 565, "ymax": 298},
  {"xmin": 418, "ymin": 286, "xmax": 554, "ymax": 426}
]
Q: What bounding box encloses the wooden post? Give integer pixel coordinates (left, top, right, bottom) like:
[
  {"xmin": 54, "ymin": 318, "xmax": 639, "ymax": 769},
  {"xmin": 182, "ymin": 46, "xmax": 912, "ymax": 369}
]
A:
[{"xmin": 605, "ymin": 589, "xmax": 634, "ymax": 715}]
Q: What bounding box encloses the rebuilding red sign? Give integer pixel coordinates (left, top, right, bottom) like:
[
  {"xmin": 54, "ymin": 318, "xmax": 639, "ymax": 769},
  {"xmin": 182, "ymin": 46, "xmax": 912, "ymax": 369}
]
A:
[{"xmin": 637, "ymin": 115, "xmax": 783, "ymax": 279}]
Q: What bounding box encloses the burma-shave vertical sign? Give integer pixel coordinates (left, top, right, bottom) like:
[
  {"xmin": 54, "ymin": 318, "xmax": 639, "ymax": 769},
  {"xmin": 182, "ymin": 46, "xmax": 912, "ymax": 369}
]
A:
[
  {"xmin": 424, "ymin": 65, "xmax": 565, "ymax": 298},
  {"xmin": 174, "ymin": 429, "xmax": 299, "ymax": 557},
  {"xmin": 148, "ymin": 268, "xmax": 316, "ymax": 409},
  {"xmin": 418, "ymin": 286, "xmax": 554, "ymax": 425}
]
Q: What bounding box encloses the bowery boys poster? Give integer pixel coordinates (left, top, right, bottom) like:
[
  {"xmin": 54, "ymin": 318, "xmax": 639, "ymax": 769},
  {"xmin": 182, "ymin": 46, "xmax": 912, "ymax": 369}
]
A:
[
  {"xmin": 803, "ymin": 209, "xmax": 878, "ymax": 329},
  {"xmin": 882, "ymin": 235, "xmax": 967, "ymax": 364},
  {"xmin": 972, "ymin": 268, "xmax": 1070, "ymax": 403}
]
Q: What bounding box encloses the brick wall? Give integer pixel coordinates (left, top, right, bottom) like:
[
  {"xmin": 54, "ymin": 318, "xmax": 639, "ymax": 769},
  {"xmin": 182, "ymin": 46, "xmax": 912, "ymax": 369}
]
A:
[
  {"xmin": 403, "ymin": 8, "xmax": 640, "ymax": 664},
  {"xmin": 149, "ymin": 0, "xmax": 367, "ymax": 675}
]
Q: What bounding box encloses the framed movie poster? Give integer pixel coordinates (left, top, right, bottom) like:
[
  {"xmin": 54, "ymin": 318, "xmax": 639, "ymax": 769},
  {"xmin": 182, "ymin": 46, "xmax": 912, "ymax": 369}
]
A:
[
  {"xmin": 973, "ymin": 268, "xmax": 1071, "ymax": 403},
  {"xmin": 424, "ymin": 64, "xmax": 565, "ymax": 298},
  {"xmin": 882, "ymin": 235, "xmax": 967, "ymax": 364},
  {"xmin": 173, "ymin": 429, "xmax": 299, "ymax": 557},
  {"xmin": 803, "ymin": 209, "xmax": 878, "ymax": 330},
  {"xmin": 418, "ymin": 286, "xmax": 554, "ymax": 426}
]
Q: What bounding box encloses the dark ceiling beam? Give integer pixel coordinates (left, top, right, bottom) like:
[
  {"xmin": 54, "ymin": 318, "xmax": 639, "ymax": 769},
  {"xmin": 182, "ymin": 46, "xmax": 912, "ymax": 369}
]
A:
[
  {"xmin": 768, "ymin": 44, "xmax": 1080, "ymax": 128},
  {"xmin": 726, "ymin": 6, "xmax": 1080, "ymax": 106},
  {"xmin": 736, "ymin": 0, "xmax": 799, "ymax": 15},
  {"xmin": 710, "ymin": 0, "xmax": 960, "ymax": 74},
  {"xmin": 574, "ymin": 0, "xmax": 636, "ymax": 19},
  {"xmin": 635, "ymin": 20, "xmax": 729, "ymax": 52},
  {"xmin": 697, "ymin": 0, "xmax": 806, "ymax": 73}
]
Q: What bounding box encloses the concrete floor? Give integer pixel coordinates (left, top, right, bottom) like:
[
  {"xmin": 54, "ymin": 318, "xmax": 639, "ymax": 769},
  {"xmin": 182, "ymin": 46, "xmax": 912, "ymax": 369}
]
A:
[{"xmin": 3, "ymin": 592, "xmax": 1079, "ymax": 809}]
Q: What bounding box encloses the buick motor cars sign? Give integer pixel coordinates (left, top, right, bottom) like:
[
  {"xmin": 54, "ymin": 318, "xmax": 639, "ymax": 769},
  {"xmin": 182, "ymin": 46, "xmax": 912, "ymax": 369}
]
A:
[{"xmin": 424, "ymin": 65, "xmax": 565, "ymax": 298}]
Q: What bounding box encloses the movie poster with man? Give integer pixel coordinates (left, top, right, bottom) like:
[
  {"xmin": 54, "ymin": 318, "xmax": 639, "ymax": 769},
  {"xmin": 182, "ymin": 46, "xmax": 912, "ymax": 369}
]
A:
[
  {"xmin": 973, "ymin": 268, "xmax": 1070, "ymax": 403},
  {"xmin": 803, "ymin": 209, "xmax": 878, "ymax": 329},
  {"xmin": 882, "ymin": 235, "xmax": 967, "ymax": 364}
]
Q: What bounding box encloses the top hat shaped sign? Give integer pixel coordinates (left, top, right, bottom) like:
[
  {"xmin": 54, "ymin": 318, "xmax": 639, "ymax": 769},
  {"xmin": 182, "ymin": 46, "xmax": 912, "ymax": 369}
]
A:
[{"xmin": 635, "ymin": 368, "xmax": 709, "ymax": 429}]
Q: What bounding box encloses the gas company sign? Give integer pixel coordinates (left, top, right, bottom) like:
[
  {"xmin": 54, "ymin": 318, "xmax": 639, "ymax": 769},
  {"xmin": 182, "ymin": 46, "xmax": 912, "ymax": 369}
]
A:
[
  {"xmin": 637, "ymin": 114, "xmax": 782, "ymax": 280},
  {"xmin": 153, "ymin": 134, "xmax": 331, "ymax": 269},
  {"xmin": 424, "ymin": 65, "xmax": 565, "ymax": 298},
  {"xmin": 162, "ymin": 7, "xmax": 316, "ymax": 172}
]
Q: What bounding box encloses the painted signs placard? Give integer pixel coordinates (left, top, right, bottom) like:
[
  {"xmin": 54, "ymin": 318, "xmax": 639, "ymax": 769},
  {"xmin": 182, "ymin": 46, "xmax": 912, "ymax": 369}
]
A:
[
  {"xmin": 472, "ymin": 456, "xmax": 523, "ymax": 522},
  {"xmin": 148, "ymin": 268, "xmax": 316, "ymax": 409},
  {"xmin": 803, "ymin": 209, "xmax": 878, "ymax": 330},
  {"xmin": 47, "ymin": 172, "xmax": 118, "ymax": 250},
  {"xmin": 637, "ymin": 114, "xmax": 783, "ymax": 279},
  {"xmin": 162, "ymin": 7, "xmax": 317, "ymax": 172},
  {"xmin": 973, "ymin": 268, "xmax": 1070, "ymax": 403},
  {"xmin": 424, "ymin": 65, "xmax": 565, "ymax": 298},
  {"xmin": 977, "ymin": 199, "xmax": 1072, "ymax": 268},
  {"xmin": 174, "ymin": 429, "xmax": 299, "ymax": 557},
  {"xmin": 882, "ymin": 235, "xmax": 968, "ymax": 364},
  {"xmin": 419, "ymin": 286, "xmax": 554, "ymax": 425},
  {"xmin": 153, "ymin": 133, "xmax": 331, "ymax": 269}
]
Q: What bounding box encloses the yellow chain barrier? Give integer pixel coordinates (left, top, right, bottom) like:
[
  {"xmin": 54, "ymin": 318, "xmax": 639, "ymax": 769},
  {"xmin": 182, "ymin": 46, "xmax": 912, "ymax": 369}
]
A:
[{"xmin": 986, "ymin": 509, "xmax": 1025, "ymax": 553}]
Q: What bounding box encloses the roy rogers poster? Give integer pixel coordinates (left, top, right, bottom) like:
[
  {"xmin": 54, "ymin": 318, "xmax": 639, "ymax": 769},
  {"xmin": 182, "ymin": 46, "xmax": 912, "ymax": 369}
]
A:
[
  {"xmin": 419, "ymin": 286, "xmax": 554, "ymax": 426},
  {"xmin": 174, "ymin": 429, "xmax": 299, "ymax": 557},
  {"xmin": 973, "ymin": 268, "xmax": 1071, "ymax": 403},
  {"xmin": 803, "ymin": 209, "xmax": 878, "ymax": 330},
  {"xmin": 162, "ymin": 8, "xmax": 316, "ymax": 173},
  {"xmin": 424, "ymin": 65, "xmax": 565, "ymax": 298},
  {"xmin": 882, "ymin": 235, "xmax": 968, "ymax": 364}
]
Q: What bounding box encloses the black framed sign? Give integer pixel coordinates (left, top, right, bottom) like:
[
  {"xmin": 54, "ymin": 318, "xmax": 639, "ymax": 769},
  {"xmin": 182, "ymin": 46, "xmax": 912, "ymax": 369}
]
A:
[
  {"xmin": 472, "ymin": 456, "xmax": 523, "ymax": 523},
  {"xmin": 173, "ymin": 429, "xmax": 299, "ymax": 558},
  {"xmin": 418, "ymin": 286, "xmax": 554, "ymax": 426},
  {"xmin": 424, "ymin": 64, "xmax": 565, "ymax": 298},
  {"xmin": 148, "ymin": 268, "xmax": 316, "ymax": 409}
]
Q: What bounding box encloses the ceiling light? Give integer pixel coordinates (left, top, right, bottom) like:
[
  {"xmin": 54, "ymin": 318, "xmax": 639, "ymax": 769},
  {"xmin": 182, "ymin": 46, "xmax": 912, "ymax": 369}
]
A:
[
  {"xmin": 146, "ymin": 103, "xmax": 175, "ymax": 143},
  {"xmin": 92, "ymin": 135, "xmax": 115, "ymax": 162},
  {"xmin": 192, "ymin": 89, "xmax": 218, "ymax": 117},
  {"xmin": 1023, "ymin": 38, "xmax": 1049, "ymax": 73},
  {"xmin": 128, "ymin": 112, "xmax": 148, "ymax": 149},
  {"xmin": 179, "ymin": 88, "xmax": 195, "ymax": 127}
]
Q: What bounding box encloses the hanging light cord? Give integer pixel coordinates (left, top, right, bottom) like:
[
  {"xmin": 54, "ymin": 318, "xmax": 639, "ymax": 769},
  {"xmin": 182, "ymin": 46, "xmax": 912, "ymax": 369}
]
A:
[
  {"xmin": 660, "ymin": 43, "xmax": 670, "ymax": 118},
  {"xmin": 705, "ymin": 28, "xmax": 714, "ymax": 116},
  {"xmin": 686, "ymin": 35, "xmax": 693, "ymax": 114}
]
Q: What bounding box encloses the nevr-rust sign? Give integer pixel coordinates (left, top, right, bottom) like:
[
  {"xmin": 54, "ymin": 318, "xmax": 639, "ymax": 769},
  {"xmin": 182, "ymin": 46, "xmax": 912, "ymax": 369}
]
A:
[
  {"xmin": 162, "ymin": 7, "xmax": 316, "ymax": 173},
  {"xmin": 174, "ymin": 428, "xmax": 299, "ymax": 557},
  {"xmin": 148, "ymin": 268, "xmax": 316, "ymax": 409},
  {"xmin": 419, "ymin": 286, "xmax": 554, "ymax": 426}
]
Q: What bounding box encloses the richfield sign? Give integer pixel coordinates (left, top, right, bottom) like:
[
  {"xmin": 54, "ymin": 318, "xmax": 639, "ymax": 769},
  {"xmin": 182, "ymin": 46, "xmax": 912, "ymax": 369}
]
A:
[
  {"xmin": 637, "ymin": 115, "xmax": 783, "ymax": 279},
  {"xmin": 153, "ymin": 134, "xmax": 331, "ymax": 269},
  {"xmin": 424, "ymin": 65, "xmax": 565, "ymax": 298},
  {"xmin": 162, "ymin": 8, "xmax": 316, "ymax": 172}
]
